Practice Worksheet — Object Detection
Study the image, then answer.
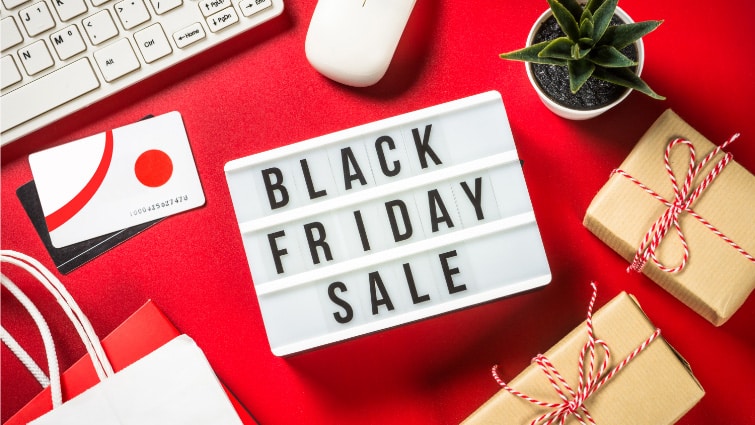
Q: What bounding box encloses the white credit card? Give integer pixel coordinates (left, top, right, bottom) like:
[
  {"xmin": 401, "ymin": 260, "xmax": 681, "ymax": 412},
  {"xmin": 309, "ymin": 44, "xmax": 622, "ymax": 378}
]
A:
[{"xmin": 29, "ymin": 111, "xmax": 205, "ymax": 248}]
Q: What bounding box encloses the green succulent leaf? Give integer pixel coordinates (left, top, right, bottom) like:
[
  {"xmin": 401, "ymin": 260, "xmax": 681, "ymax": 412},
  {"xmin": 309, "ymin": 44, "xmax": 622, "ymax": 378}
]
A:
[
  {"xmin": 568, "ymin": 59, "xmax": 595, "ymax": 93},
  {"xmin": 589, "ymin": 45, "xmax": 636, "ymax": 67},
  {"xmin": 500, "ymin": 41, "xmax": 567, "ymax": 65},
  {"xmin": 592, "ymin": 0, "xmax": 619, "ymax": 41},
  {"xmin": 580, "ymin": 6, "xmax": 593, "ymax": 22},
  {"xmin": 579, "ymin": 37, "xmax": 594, "ymax": 49},
  {"xmin": 585, "ymin": 0, "xmax": 606, "ymax": 14},
  {"xmin": 539, "ymin": 37, "xmax": 575, "ymax": 60},
  {"xmin": 592, "ymin": 66, "xmax": 665, "ymax": 99},
  {"xmin": 559, "ymin": 0, "xmax": 584, "ymax": 21},
  {"xmin": 571, "ymin": 42, "xmax": 591, "ymax": 59},
  {"xmin": 579, "ymin": 13, "xmax": 594, "ymax": 39},
  {"xmin": 579, "ymin": 40, "xmax": 594, "ymax": 60},
  {"xmin": 600, "ymin": 20, "xmax": 663, "ymax": 49},
  {"xmin": 547, "ymin": 0, "xmax": 580, "ymax": 41}
]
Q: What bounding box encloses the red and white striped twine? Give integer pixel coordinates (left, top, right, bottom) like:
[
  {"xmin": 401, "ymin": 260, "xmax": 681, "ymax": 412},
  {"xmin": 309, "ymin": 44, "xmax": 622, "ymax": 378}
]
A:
[
  {"xmin": 611, "ymin": 134, "xmax": 754, "ymax": 273},
  {"xmin": 491, "ymin": 282, "xmax": 661, "ymax": 425}
]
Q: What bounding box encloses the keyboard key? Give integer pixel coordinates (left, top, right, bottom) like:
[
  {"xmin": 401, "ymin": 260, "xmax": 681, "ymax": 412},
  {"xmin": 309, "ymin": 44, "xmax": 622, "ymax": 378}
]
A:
[
  {"xmin": 93, "ymin": 37, "xmax": 139, "ymax": 81},
  {"xmin": 19, "ymin": 2, "xmax": 55, "ymax": 36},
  {"xmin": 198, "ymin": 0, "xmax": 229, "ymax": 17},
  {"xmin": 90, "ymin": 0, "xmax": 112, "ymax": 6},
  {"xmin": 206, "ymin": 7, "xmax": 236, "ymax": 33},
  {"xmin": 114, "ymin": 0, "xmax": 149, "ymax": 30},
  {"xmin": 17, "ymin": 39, "xmax": 54, "ymax": 75},
  {"xmin": 1, "ymin": 17, "xmax": 24, "ymax": 51},
  {"xmin": 172, "ymin": 22, "xmax": 204, "ymax": 48},
  {"xmin": 134, "ymin": 23, "xmax": 170, "ymax": 63},
  {"xmin": 52, "ymin": 0, "xmax": 88, "ymax": 21},
  {"xmin": 2, "ymin": 0, "xmax": 30, "ymax": 11},
  {"xmin": 0, "ymin": 58, "xmax": 99, "ymax": 131},
  {"xmin": 148, "ymin": 0, "xmax": 180, "ymax": 15},
  {"xmin": 1, "ymin": 55, "xmax": 23, "ymax": 89},
  {"xmin": 50, "ymin": 24, "xmax": 86, "ymax": 59},
  {"xmin": 238, "ymin": 0, "xmax": 271, "ymax": 17},
  {"xmin": 83, "ymin": 9, "xmax": 118, "ymax": 44}
]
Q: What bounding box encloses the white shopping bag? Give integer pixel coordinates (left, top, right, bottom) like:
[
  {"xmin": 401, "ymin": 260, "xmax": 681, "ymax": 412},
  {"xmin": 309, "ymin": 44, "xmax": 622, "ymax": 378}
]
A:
[{"xmin": 1, "ymin": 251, "xmax": 243, "ymax": 425}]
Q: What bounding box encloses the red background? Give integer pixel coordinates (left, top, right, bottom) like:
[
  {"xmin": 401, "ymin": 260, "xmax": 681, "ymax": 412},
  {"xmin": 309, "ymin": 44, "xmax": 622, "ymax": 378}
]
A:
[{"xmin": 2, "ymin": 0, "xmax": 754, "ymax": 423}]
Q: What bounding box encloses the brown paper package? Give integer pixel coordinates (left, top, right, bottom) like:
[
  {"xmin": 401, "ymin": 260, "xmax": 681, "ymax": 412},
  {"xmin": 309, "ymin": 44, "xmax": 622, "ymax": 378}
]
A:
[
  {"xmin": 583, "ymin": 109, "xmax": 755, "ymax": 325},
  {"xmin": 463, "ymin": 292, "xmax": 704, "ymax": 425}
]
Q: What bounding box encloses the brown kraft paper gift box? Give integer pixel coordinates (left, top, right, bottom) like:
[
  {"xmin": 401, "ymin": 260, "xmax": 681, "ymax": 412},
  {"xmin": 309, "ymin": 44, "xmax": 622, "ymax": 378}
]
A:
[
  {"xmin": 583, "ymin": 109, "xmax": 755, "ymax": 326},
  {"xmin": 463, "ymin": 290, "xmax": 704, "ymax": 425}
]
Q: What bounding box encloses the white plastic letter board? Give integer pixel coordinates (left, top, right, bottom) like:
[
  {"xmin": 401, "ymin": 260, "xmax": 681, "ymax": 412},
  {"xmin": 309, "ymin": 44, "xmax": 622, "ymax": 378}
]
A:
[{"xmin": 224, "ymin": 91, "xmax": 551, "ymax": 356}]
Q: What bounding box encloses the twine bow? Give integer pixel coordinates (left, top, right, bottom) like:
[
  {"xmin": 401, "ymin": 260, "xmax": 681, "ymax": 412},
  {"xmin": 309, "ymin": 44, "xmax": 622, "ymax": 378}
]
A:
[
  {"xmin": 612, "ymin": 134, "xmax": 754, "ymax": 273},
  {"xmin": 492, "ymin": 283, "xmax": 661, "ymax": 425}
]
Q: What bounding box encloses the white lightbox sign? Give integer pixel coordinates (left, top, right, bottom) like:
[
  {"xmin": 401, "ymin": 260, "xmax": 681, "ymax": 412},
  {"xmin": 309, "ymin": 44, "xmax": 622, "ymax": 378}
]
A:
[{"xmin": 224, "ymin": 91, "xmax": 551, "ymax": 355}]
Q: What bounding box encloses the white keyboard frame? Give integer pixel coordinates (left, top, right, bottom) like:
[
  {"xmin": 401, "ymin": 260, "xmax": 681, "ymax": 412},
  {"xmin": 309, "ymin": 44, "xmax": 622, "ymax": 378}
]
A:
[{"xmin": 0, "ymin": 0, "xmax": 283, "ymax": 145}]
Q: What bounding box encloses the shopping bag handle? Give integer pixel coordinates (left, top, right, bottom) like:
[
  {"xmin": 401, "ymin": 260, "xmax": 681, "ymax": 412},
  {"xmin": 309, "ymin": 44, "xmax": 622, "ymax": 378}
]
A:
[
  {"xmin": 1, "ymin": 250, "xmax": 115, "ymax": 407},
  {"xmin": 1, "ymin": 276, "xmax": 62, "ymax": 407}
]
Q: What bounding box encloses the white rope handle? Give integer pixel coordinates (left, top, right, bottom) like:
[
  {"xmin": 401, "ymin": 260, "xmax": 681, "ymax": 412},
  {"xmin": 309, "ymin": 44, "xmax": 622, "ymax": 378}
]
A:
[
  {"xmin": 0, "ymin": 250, "xmax": 114, "ymax": 382},
  {"xmin": 0, "ymin": 326, "xmax": 51, "ymax": 388},
  {"xmin": 1, "ymin": 275, "xmax": 63, "ymax": 408}
]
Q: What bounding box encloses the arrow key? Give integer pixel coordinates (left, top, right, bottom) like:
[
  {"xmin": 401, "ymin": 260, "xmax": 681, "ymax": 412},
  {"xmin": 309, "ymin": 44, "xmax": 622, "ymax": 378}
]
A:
[
  {"xmin": 239, "ymin": 0, "xmax": 271, "ymax": 17},
  {"xmin": 172, "ymin": 22, "xmax": 204, "ymax": 48}
]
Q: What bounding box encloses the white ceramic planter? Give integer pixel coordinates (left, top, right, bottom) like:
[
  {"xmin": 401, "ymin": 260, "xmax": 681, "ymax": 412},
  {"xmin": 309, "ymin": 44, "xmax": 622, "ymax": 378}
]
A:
[{"xmin": 524, "ymin": 6, "xmax": 644, "ymax": 120}]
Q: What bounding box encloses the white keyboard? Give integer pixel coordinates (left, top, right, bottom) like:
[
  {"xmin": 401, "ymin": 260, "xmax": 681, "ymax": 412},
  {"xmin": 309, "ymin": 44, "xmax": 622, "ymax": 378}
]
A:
[{"xmin": 0, "ymin": 0, "xmax": 283, "ymax": 145}]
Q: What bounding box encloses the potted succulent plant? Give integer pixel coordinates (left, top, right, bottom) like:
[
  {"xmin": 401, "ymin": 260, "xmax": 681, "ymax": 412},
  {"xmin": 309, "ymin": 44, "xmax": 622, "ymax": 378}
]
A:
[{"xmin": 501, "ymin": 0, "xmax": 663, "ymax": 119}]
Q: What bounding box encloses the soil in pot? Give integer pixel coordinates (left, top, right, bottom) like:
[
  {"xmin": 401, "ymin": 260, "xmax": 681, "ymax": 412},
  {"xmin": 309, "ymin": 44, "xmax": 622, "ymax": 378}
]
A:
[{"xmin": 531, "ymin": 15, "xmax": 638, "ymax": 111}]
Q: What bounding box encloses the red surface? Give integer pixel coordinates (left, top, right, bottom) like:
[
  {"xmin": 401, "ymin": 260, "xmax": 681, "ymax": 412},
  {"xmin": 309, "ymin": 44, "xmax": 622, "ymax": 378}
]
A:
[{"xmin": 2, "ymin": 0, "xmax": 754, "ymax": 423}]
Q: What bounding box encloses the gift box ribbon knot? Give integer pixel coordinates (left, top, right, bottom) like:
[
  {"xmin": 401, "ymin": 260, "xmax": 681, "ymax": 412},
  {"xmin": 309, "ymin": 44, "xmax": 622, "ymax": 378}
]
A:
[
  {"xmin": 611, "ymin": 134, "xmax": 754, "ymax": 273},
  {"xmin": 491, "ymin": 283, "xmax": 661, "ymax": 425}
]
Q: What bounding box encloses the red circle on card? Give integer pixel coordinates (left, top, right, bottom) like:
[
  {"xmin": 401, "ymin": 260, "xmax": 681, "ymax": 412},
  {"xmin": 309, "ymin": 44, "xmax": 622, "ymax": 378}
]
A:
[{"xmin": 135, "ymin": 149, "xmax": 173, "ymax": 187}]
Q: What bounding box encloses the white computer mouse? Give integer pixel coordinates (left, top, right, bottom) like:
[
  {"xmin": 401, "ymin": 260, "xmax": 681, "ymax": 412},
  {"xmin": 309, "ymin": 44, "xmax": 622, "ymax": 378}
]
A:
[{"xmin": 305, "ymin": 0, "xmax": 417, "ymax": 87}]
